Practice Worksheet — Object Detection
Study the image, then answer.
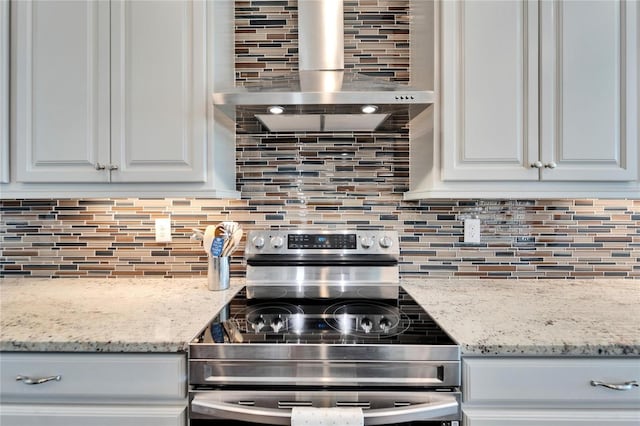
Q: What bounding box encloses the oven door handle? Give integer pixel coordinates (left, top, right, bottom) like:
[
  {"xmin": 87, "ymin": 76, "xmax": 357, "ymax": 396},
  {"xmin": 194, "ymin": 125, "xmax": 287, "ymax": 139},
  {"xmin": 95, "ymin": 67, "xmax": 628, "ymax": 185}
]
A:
[{"xmin": 191, "ymin": 394, "xmax": 459, "ymax": 425}]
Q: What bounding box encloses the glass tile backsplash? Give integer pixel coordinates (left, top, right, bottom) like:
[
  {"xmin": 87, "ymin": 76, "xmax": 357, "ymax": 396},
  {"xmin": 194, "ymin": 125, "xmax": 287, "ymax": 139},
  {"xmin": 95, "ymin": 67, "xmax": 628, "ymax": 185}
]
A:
[{"xmin": 1, "ymin": 132, "xmax": 638, "ymax": 279}]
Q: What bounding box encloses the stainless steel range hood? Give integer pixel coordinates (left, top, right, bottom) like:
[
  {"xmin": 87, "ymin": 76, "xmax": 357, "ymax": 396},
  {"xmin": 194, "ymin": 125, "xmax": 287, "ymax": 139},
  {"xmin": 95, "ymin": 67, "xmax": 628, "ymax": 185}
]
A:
[{"xmin": 213, "ymin": 0, "xmax": 434, "ymax": 133}]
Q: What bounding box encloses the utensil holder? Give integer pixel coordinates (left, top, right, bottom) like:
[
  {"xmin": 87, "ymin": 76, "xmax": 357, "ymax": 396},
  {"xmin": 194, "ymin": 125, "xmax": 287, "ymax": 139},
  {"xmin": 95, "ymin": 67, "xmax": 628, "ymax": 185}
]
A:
[{"xmin": 208, "ymin": 256, "xmax": 230, "ymax": 291}]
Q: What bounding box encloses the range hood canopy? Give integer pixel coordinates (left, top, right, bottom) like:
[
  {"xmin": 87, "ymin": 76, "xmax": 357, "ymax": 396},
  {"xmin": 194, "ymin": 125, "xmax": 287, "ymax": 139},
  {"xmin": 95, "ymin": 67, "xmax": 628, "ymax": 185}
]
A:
[{"xmin": 213, "ymin": 0, "xmax": 434, "ymax": 133}]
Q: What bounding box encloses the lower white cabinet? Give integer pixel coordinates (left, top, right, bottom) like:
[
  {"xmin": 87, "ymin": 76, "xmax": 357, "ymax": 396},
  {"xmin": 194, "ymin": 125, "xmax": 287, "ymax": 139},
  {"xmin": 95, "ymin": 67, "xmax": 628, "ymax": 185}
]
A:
[
  {"xmin": 0, "ymin": 404, "xmax": 186, "ymax": 426},
  {"xmin": 462, "ymin": 357, "xmax": 640, "ymax": 426},
  {"xmin": 0, "ymin": 352, "xmax": 187, "ymax": 426},
  {"xmin": 0, "ymin": 0, "xmax": 8, "ymax": 183}
]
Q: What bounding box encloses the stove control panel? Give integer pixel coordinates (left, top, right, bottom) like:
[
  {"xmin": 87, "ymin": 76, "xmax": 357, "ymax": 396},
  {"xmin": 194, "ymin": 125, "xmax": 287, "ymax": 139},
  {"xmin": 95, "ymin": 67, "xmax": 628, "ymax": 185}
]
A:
[
  {"xmin": 245, "ymin": 230, "xmax": 399, "ymax": 256},
  {"xmin": 288, "ymin": 233, "xmax": 356, "ymax": 250}
]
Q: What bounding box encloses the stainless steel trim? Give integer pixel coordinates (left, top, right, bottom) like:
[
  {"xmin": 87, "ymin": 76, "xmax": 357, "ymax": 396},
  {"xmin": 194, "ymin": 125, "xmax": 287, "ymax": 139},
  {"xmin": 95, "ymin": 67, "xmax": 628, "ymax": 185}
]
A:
[
  {"xmin": 15, "ymin": 375, "xmax": 61, "ymax": 385},
  {"xmin": 245, "ymin": 265, "xmax": 399, "ymax": 285},
  {"xmin": 191, "ymin": 391, "xmax": 460, "ymax": 425},
  {"xmin": 298, "ymin": 0, "xmax": 343, "ymax": 73},
  {"xmin": 189, "ymin": 343, "xmax": 460, "ymax": 363},
  {"xmin": 245, "ymin": 283, "xmax": 399, "ymax": 299},
  {"xmin": 590, "ymin": 380, "xmax": 639, "ymax": 391},
  {"xmin": 212, "ymin": 90, "xmax": 435, "ymax": 107},
  {"xmin": 245, "ymin": 230, "xmax": 400, "ymax": 256},
  {"xmin": 189, "ymin": 359, "xmax": 460, "ymax": 388}
]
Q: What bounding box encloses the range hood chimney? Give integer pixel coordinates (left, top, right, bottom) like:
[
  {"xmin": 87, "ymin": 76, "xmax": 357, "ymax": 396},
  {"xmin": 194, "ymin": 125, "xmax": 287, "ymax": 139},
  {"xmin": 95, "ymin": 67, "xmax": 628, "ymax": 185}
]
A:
[
  {"xmin": 298, "ymin": 0, "xmax": 344, "ymax": 92},
  {"xmin": 213, "ymin": 0, "xmax": 434, "ymax": 133}
]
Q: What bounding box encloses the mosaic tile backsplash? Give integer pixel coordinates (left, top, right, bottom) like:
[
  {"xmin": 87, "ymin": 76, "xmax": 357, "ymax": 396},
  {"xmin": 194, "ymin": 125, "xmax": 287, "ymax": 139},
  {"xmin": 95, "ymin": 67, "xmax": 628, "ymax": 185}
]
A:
[
  {"xmin": 1, "ymin": 132, "xmax": 639, "ymax": 279},
  {"xmin": 1, "ymin": 0, "xmax": 638, "ymax": 279},
  {"xmin": 235, "ymin": 0, "xmax": 410, "ymax": 84}
]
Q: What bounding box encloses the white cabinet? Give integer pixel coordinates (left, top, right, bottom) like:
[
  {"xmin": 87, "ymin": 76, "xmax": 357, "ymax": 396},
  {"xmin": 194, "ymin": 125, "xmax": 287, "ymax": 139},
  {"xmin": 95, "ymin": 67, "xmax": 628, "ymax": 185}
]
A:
[
  {"xmin": 3, "ymin": 0, "xmax": 238, "ymax": 198},
  {"xmin": 539, "ymin": 0, "xmax": 637, "ymax": 182},
  {"xmin": 1, "ymin": 0, "xmax": 8, "ymax": 183},
  {"xmin": 462, "ymin": 357, "xmax": 640, "ymax": 426},
  {"xmin": 0, "ymin": 352, "xmax": 187, "ymax": 426},
  {"xmin": 407, "ymin": 0, "xmax": 639, "ymax": 199},
  {"xmin": 12, "ymin": 0, "xmax": 110, "ymax": 183}
]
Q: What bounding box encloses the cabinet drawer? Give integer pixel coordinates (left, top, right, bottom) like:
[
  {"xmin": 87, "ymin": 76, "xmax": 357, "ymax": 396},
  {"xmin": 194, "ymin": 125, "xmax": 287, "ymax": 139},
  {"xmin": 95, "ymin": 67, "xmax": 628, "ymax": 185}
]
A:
[
  {"xmin": 463, "ymin": 407, "xmax": 640, "ymax": 426},
  {"xmin": 0, "ymin": 403, "xmax": 186, "ymax": 426},
  {"xmin": 463, "ymin": 357, "xmax": 640, "ymax": 406},
  {"xmin": 0, "ymin": 353, "xmax": 186, "ymax": 402}
]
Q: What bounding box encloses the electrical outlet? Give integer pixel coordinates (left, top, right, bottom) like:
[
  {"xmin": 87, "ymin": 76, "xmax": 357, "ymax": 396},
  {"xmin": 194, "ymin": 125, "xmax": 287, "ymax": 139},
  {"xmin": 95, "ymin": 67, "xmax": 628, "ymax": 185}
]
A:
[
  {"xmin": 464, "ymin": 218, "xmax": 481, "ymax": 243},
  {"xmin": 155, "ymin": 218, "xmax": 172, "ymax": 243}
]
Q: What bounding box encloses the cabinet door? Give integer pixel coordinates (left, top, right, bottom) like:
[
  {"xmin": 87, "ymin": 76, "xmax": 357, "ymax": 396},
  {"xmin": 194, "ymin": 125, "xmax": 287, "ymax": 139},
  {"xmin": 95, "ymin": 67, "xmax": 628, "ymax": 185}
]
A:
[
  {"xmin": 1, "ymin": 0, "xmax": 8, "ymax": 183},
  {"xmin": 12, "ymin": 0, "xmax": 111, "ymax": 183},
  {"xmin": 441, "ymin": 0, "xmax": 539, "ymax": 181},
  {"xmin": 539, "ymin": 0, "xmax": 638, "ymax": 181},
  {"xmin": 110, "ymin": 0, "xmax": 206, "ymax": 183},
  {"xmin": 0, "ymin": 404, "xmax": 186, "ymax": 426},
  {"xmin": 464, "ymin": 409, "xmax": 640, "ymax": 426}
]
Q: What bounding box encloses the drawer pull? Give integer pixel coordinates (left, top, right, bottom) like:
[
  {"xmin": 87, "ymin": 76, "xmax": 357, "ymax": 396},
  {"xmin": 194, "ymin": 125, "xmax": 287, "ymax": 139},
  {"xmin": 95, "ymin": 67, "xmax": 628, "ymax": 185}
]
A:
[
  {"xmin": 16, "ymin": 375, "xmax": 62, "ymax": 385},
  {"xmin": 590, "ymin": 380, "xmax": 639, "ymax": 391}
]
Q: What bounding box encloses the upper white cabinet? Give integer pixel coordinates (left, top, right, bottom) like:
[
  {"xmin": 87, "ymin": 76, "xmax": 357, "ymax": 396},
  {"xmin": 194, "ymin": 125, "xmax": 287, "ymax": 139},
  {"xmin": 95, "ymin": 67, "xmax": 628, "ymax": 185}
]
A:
[
  {"xmin": 539, "ymin": 0, "xmax": 637, "ymax": 181},
  {"xmin": 441, "ymin": 0, "xmax": 539, "ymax": 182},
  {"xmin": 109, "ymin": 0, "xmax": 206, "ymax": 183},
  {"xmin": 12, "ymin": 0, "xmax": 110, "ymax": 183},
  {"xmin": 407, "ymin": 0, "xmax": 639, "ymax": 199},
  {"xmin": 1, "ymin": 0, "xmax": 9, "ymax": 183},
  {"xmin": 3, "ymin": 0, "xmax": 238, "ymax": 198}
]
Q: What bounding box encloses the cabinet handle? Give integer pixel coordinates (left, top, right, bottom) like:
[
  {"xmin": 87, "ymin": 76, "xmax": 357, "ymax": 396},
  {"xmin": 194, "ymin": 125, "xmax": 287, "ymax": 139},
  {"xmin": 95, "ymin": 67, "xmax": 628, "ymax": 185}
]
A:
[
  {"xmin": 544, "ymin": 162, "xmax": 557, "ymax": 169},
  {"xmin": 590, "ymin": 380, "xmax": 639, "ymax": 391},
  {"xmin": 16, "ymin": 375, "xmax": 62, "ymax": 385},
  {"xmin": 108, "ymin": 164, "xmax": 119, "ymax": 171},
  {"xmin": 95, "ymin": 163, "xmax": 106, "ymax": 170},
  {"xmin": 530, "ymin": 161, "xmax": 543, "ymax": 169}
]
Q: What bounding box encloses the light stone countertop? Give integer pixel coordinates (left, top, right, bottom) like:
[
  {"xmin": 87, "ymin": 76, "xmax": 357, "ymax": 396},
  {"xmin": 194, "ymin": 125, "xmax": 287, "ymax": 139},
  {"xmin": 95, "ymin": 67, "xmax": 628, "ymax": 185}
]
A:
[
  {"xmin": 402, "ymin": 279, "xmax": 640, "ymax": 356},
  {"xmin": 1, "ymin": 277, "xmax": 638, "ymax": 356},
  {"xmin": 0, "ymin": 277, "xmax": 243, "ymax": 352}
]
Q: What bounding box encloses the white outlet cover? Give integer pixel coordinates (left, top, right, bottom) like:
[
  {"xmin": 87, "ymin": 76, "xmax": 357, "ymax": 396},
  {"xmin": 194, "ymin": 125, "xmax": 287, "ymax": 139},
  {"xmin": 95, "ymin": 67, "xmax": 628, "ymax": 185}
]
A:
[
  {"xmin": 155, "ymin": 218, "xmax": 172, "ymax": 243},
  {"xmin": 464, "ymin": 218, "xmax": 481, "ymax": 243}
]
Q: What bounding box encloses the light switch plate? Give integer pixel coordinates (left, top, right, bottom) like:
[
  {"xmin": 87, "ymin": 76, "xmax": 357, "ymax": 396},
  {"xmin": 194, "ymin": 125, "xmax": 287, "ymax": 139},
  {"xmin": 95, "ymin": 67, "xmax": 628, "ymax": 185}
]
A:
[{"xmin": 155, "ymin": 218, "xmax": 172, "ymax": 243}]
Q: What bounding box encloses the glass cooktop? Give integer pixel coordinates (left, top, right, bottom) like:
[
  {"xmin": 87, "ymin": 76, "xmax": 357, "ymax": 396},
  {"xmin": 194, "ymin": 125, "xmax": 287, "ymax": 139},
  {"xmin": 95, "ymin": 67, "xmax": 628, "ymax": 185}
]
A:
[{"xmin": 199, "ymin": 287, "xmax": 456, "ymax": 346}]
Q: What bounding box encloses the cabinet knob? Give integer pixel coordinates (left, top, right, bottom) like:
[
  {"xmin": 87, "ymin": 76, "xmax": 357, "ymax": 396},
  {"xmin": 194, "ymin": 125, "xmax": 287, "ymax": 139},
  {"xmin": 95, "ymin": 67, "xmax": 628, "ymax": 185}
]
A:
[
  {"xmin": 530, "ymin": 161, "xmax": 543, "ymax": 169},
  {"xmin": 16, "ymin": 375, "xmax": 61, "ymax": 385},
  {"xmin": 108, "ymin": 164, "xmax": 119, "ymax": 171},
  {"xmin": 95, "ymin": 163, "xmax": 106, "ymax": 170},
  {"xmin": 590, "ymin": 380, "xmax": 639, "ymax": 391},
  {"xmin": 544, "ymin": 162, "xmax": 557, "ymax": 169}
]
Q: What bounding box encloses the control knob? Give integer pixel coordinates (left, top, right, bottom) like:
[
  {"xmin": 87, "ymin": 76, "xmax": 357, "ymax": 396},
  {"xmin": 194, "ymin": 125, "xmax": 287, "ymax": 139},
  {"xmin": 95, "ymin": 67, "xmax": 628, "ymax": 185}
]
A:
[
  {"xmin": 252, "ymin": 235, "xmax": 265, "ymax": 249},
  {"xmin": 379, "ymin": 236, "xmax": 393, "ymax": 249},
  {"xmin": 252, "ymin": 316, "xmax": 265, "ymax": 332},
  {"xmin": 379, "ymin": 317, "xmax": 391, "ymax": 333},
  {"xmin": 360, "ymin": 317, "xmax": 373, "ymax": 334},
  {"xmin": 270, "ymin": 236, "xmax": 284, "ymax": 249},
  {"xmin": 270, "ymin": 317, "xmax": 284, "ymax": 333},
  {"xmin": 360, "ymin": 236, "xmax": 374, "ymax": 249}
]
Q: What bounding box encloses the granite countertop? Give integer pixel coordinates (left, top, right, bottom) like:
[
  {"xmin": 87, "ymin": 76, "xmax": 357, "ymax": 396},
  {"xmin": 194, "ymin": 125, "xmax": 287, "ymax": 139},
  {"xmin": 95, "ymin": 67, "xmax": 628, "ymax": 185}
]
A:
[
  {"xmin": 1, "ymin": 277, "xmax": 638, "ymax": 356},
  {"xmin": 0, "ymin": 277, "xmax": 243, "ymax": 352},
  {"xmin": 402, "ymin": 279, "xmax": 640, "ymax": 356}
]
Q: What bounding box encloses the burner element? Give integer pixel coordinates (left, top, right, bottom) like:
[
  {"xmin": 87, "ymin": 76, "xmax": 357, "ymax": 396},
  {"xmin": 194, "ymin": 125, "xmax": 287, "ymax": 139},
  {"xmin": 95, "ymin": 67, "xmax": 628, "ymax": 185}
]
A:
[
  {"xmin": 245, "ymin": 302, "xmax": 303, "ymax": 334},
  {"xmin": 324, "ymin": 301, "xmax": 409, "ymax": 337}
]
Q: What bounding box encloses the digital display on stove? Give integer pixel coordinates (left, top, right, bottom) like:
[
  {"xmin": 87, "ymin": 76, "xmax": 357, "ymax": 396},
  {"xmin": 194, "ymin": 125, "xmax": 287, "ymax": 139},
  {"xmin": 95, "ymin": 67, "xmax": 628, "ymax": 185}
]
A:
[{"xmin": 288, "ymin": 233, "xmax": 357, "ymax": 249}]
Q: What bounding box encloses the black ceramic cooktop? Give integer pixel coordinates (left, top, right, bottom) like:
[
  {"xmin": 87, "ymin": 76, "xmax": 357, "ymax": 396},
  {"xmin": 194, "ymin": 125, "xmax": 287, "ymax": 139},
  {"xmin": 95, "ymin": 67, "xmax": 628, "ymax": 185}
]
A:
[{"xmin": 203, "ymin": 287, "xmax": 456, "ymax": 346}]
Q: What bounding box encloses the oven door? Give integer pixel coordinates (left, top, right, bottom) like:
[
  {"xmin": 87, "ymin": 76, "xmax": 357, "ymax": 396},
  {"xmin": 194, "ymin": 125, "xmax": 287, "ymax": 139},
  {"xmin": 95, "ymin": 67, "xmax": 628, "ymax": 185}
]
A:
[{"xmin": 190, "ymin": 390, "xmax": 460, "ymax": 425}]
